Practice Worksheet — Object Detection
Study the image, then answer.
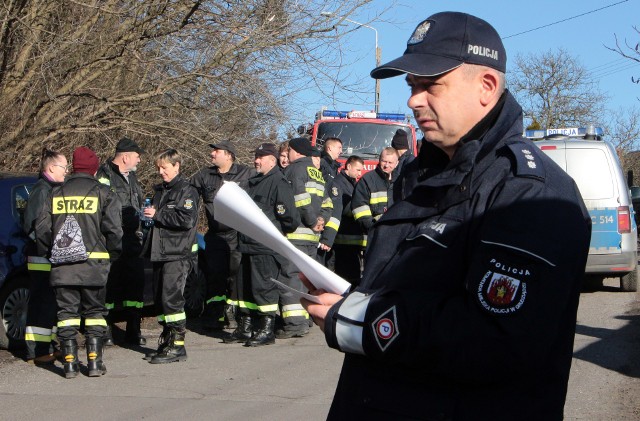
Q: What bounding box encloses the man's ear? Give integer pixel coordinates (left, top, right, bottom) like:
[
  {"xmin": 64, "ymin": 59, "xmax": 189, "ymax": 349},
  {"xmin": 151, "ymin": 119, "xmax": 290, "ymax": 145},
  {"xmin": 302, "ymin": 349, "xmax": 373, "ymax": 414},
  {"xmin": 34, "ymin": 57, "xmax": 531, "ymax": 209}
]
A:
[{"xmin": 479, "ymin": 70, "xmax": 500, "ymax": 106}]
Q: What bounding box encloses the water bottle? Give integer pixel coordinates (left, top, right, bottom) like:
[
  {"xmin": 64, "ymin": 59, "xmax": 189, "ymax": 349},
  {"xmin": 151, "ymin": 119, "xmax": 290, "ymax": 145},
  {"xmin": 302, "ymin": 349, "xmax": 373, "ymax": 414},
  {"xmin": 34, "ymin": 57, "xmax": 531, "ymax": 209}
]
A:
[{"xmin": 140, "ymin": 198, "xmax": 153, "ymax": 228}]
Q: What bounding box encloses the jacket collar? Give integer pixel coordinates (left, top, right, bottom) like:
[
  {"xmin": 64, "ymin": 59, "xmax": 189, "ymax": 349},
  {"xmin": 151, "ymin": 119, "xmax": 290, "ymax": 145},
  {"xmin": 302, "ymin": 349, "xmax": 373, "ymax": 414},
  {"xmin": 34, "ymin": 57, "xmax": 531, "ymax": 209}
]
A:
[
  {"xmin": 248, "ymin": 166, "xmax": 281, "ymax": 186},
  {"xmin": 339, "ymin": 169, "xmax": 357, "ymax": 186}
]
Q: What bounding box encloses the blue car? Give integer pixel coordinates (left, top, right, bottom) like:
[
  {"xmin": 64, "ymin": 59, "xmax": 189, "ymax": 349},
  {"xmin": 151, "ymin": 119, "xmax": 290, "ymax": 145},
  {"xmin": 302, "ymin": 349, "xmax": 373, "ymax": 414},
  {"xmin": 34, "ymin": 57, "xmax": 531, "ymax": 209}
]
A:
[{"xmin": 0, "ymin": 173, "xmax": 37, "ymax": 349}]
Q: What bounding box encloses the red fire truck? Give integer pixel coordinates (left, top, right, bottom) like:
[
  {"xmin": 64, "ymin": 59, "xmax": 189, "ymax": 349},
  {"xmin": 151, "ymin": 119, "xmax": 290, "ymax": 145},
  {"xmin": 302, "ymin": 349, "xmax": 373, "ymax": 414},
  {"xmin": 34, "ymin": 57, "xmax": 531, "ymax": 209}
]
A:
[{"xmin": 301, "ymin": 109, "xmax": 419, "ymax": 174}]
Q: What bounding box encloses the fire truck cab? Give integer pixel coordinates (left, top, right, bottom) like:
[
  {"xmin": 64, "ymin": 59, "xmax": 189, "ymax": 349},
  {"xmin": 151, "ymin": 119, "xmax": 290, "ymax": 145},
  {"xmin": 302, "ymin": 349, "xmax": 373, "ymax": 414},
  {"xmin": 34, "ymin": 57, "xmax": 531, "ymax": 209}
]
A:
[{"xmin": 302, "ymin": 109, "xmax": 418, "ymax": 174}]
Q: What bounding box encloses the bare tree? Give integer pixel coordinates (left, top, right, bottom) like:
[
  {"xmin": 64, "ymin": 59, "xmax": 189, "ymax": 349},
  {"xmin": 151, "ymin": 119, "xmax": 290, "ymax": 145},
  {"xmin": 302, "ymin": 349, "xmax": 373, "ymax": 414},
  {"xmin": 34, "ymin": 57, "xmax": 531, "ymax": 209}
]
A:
[
  {"xmin": 0, "ymin": 0, "xmax": 375, "ymax": 187},
  {"xmin": 510, "ymin": 48, "xmax": 607, "ymax": 129},
  {"xmin": 606, "ymin": 26, "xmax": 640, "ymax": 86}
]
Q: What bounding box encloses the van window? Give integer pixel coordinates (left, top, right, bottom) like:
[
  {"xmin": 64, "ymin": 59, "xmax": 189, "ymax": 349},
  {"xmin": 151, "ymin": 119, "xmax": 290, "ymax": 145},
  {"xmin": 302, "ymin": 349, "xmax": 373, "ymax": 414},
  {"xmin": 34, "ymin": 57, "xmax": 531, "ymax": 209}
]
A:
[{"xmin": 566, "ymin": 149, "xmax": 614, "ymax": 200}]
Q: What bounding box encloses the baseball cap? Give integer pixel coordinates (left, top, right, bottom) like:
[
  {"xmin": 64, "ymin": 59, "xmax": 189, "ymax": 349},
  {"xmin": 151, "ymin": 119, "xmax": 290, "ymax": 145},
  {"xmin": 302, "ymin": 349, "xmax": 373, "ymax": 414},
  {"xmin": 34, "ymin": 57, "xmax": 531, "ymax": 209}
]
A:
[
  {"xmin": 255, "ymin": 143, "xmax": 278, "ymax": 159},
  {"xmin": 116, "ymin": 137, "xmax": 145, "ymax": 154},
  {"xmin": 209, "ymin": 140, "xmax": 237, "ymax": 156},
  {"xmin": 73, "ymin": 146, "xmax": 100, "ymax": 175},
  {"xmin": 289, "ymin": 137, "xmax": 317, "ymax": 157},
  {"xmin": 370, "ymin": 11, "xmax": 506, "ymax": 79}
]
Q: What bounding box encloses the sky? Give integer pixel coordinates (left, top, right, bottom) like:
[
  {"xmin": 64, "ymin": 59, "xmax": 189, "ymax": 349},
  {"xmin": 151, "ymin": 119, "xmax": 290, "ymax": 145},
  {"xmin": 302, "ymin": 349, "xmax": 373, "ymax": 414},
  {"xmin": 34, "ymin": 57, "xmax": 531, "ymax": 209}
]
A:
[{"xmin": 294, "ymin": 0, "xmax": 640, "ymax": 129}]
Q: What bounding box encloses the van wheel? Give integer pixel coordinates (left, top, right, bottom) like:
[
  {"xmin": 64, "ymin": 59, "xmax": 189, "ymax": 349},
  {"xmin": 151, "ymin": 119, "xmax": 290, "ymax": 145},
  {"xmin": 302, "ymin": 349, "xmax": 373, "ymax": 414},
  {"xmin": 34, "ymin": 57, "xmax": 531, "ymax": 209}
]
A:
[
  {"xmin": 0, "ymin": 276, "xmax": 29, "ymax": 349},
  {"xmin": 621, "ymin": 268, "xmax": 638, "ymax": 292}
]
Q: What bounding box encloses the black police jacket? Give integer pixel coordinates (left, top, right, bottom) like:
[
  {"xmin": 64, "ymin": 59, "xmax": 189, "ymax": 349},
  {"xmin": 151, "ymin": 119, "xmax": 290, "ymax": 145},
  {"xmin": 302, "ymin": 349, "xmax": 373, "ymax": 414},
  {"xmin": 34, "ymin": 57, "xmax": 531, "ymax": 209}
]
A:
[
  {"xmin": 323, "ymin": 92, "xmax": 592, "ymax": 420},
  {"xmin": 238, "ymin": 166, "xmax": 300, "ymax": 255},
  {"xmin": 145, "ymin": 174, "xmax": 199, "ymax": 262},
  {"xmin": 191, "ymin": 162, "xmax": 254, "ymax": 234},
  {"xmin": 35, "ymin": 172, "xmax": 123, "ymax": 287}
]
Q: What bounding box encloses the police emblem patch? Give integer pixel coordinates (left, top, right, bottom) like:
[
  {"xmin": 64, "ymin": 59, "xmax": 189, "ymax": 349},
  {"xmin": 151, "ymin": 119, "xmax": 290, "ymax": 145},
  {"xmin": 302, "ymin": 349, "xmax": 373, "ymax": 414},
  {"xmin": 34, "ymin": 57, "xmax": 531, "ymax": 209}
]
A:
[
  {"xmin": 408, "ymin": 20, "xmax": 431, "ymax": 45},
  {"xmin": 276, "ymin": 203, "xmax": 286, "ymax": 215},
  {"xmin": 183, "ymin": 199, "xmax": 194, "ymax": 210},
  {"xmin": 478, "ymin": 271, "xmax": 527, "ymax": 314},
  {"xmin": 371, "ymin": 306, "xmax": 399, "ymax": 351},
  {"xmin": 331, "ymin": 186, "xmax": 338, "ymax": 197}
]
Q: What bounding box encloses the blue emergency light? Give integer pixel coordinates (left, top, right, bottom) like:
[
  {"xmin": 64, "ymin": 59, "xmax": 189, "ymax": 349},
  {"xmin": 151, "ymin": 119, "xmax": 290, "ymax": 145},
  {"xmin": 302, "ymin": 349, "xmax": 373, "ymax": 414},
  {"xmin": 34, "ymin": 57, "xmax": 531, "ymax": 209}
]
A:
[{"xmin": 319, "ymin": 110, "xmax": 407, "ymax": 122}]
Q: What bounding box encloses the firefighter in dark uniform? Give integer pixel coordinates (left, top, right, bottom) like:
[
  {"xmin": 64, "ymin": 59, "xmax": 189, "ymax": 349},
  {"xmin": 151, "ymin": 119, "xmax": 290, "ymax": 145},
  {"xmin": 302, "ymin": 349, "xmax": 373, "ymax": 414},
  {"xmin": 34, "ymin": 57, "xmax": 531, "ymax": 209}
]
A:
[
  {"xmin": 191, "ymin": 140, "xmax": 255, "ymax": 330},
  {"xmin": 35, "ymin": 147, "xmax": 122, "ymax": 379},
  {"xmin": 279, "ymin": 137, "xmax": 330, "ymax": 338},
  {"xmin": 22, "ymin": 148, "xmax": 67, "ymax": 364},
  {"xmin": 390, "ymin": 128, "xmax": 415, "ymax": 181},
  {"xmin": 351, "ymin": 147, "xmax": 398, "ymax": 246},
  {"xmin": 317, "ymin": 137, "xmax": 344, "ymax": 269},
  {"xmin": 331, "ymin": 155, "xmax": 365, "ymax": 285},
  {"xmin": 96, "ymin": 137, "xmax": 147, "ymax": 346},
  {"xmin": 224, "ymin": 143, "xmax": 300, "ymax": 346},
  {"xmin": 303, "ymin": 12, "xmax": 591, "ymax": 420},
  {"xmin": 142, "ymin": 149, "xmax": 199, "ymax": 364}
]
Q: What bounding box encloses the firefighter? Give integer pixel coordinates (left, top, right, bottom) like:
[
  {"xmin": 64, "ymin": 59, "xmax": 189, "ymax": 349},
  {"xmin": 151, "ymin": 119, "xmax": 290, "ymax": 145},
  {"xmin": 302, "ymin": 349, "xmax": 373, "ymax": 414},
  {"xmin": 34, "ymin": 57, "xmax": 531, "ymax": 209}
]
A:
[
  {"xmin": 224, "ymin": 143, "xmax": 300, "ymax": 346},
  {"xmin": 191, "ymin": 141, "xmax": 255, "ymax": 330},
  {"xmin": 331, "ymin": 155, "xmax": 365, "ymax": 285},
  {"xmin": 390, "ymin": 128, "xmax": 415, "ymax": 180},
  {"xmin": 303, "ymin": 12, "xmax": 591, "ymax": 420},
  {"xmin": 317, "ymin": 137, "xmax": 344, "ymax": 269},
  {"xmin": 279, "ymin": 137, "xmax": 330, "ymax": 338},
  {"xmin": 35, "ymin": 146, "xmax": 122, "ymax": 378},
  {"xmin": 22, "ymin": 148, "xmax": 68, "ymax": 365},
  {"xmin": 97, "ymin": 137, "xmax": 147, "ymax": 346},
  {"xmin": 351, "ymin": 147, "xmax": 398, "ymax": 242},
  {"xmin": 142, "ymin": 149, "xmax": 199, "ymax": 364}
]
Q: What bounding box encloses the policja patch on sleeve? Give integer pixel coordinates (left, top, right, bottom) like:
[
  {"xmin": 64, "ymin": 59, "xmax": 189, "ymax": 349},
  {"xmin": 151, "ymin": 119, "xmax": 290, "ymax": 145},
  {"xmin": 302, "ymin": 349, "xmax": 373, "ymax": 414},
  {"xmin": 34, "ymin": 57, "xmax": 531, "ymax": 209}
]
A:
[
  {"xmin": 477, "ymin": 257, "xmax": 530, "ymax": 315},
  {"xmin": 183, "ymin": 199, "xmax": 194, "ymax": 210}
]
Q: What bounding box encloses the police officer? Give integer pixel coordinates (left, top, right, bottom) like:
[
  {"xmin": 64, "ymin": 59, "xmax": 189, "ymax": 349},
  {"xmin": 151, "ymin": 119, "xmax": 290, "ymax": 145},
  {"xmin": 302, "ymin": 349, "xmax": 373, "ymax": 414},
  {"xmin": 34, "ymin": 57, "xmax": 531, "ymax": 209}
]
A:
[
  {"xmin": 22, "ymin": 148, "xmax": 67, "ymax": 365},
  {"xmin": 224, "ymin": 143, "xmax": 300, "ymax": 346},
  {"xmin": 97, "ymin": 137, "xmax": 147, "ymax": 346},
  {"xmin": 317, "ymin": 137, "xmax": 344, "ymax": 269},
  {"xmin": 142, "ymin": 149, "xmax": 199, "ymax": 364},
  {"xmin": 191, "ymin": 140, "xmax": 255, "ymax": 330},
  {"xmin": 279, "ymin": 137, "xmax": 329, "ymax": 338},
  {"xmin": 351, "ymin": 147, "xmax": 398, "ymax": 241},
  {"xmin": 331, "ymin": 155, "xmax": 365, "ymax": 285},
  {"xmin": 303, "ymin": 12, "xmax": 591, "ymax": 420},
  {"xmin": 35, "ymin": 147, "xmax": 122, "ymax": 378}
]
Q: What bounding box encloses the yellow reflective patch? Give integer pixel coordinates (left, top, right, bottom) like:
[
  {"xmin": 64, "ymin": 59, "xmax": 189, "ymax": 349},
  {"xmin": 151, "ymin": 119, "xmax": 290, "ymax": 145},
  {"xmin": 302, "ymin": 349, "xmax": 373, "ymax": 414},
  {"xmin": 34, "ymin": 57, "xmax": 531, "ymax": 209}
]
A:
[
  {"xmin": 307, "ymin": 167, "xmax": 325, "ymax": 183},
  {"xmin": 53, "ymin": 196, "xmax": 99, "ymax": 214},
  {"xmin": 88, "ymin": 352, "xmax": 97, "ymax": 360}
]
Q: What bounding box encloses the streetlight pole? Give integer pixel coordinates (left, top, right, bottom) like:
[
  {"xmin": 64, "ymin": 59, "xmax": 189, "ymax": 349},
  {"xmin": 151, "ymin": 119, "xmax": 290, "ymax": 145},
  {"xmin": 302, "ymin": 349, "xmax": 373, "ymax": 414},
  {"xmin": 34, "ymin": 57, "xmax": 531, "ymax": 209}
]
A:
[{"xmin": 321, "ymin": 12, "xmax": 381, "ymax": 113}]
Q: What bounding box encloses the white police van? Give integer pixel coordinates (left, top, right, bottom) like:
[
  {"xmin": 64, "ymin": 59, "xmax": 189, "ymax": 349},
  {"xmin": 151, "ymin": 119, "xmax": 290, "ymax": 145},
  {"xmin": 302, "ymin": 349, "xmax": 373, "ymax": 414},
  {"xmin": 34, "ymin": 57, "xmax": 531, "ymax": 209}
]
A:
[{"xmin": 528, "ymin": 126, "xmax": 638, "ymax": 291}]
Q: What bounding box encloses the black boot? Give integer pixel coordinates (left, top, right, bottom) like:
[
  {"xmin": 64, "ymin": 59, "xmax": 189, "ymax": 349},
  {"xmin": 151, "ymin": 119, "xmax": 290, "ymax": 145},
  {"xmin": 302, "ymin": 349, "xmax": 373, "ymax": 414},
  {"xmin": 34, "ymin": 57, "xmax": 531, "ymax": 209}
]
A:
[
  {"xmin": 223, "ymin": 314, "xmax": 252, "ymax": 344},
  {"xmin": 125, "ymin": 311, "xmax": 147, "ymax": 346},
  {"xmin": 224, "ymin": 304, "xmax": 238, "ymax": 330},
  {"xmin": 150, "ymin": 328, "xmax": 187, "ymax": 364},
  {"xmin": 86, "ymin": 337, "xmax": 107, "ymax": 377},
  {"xmin": 143, "ymin": 325, "xmax": 170, "ymax": 361},
  {"xmin": 245, "ymin": 316, "xmax": 275, "ymax": 347},
  {"xmin": 104, "ymin": 325, "xmax": 114, "ymax": 347},
  {"xmin": 61, "ymin": 339, "xmax": 80, "ymax": 379},
  {"xmin": 202, "ymin": 302, "xmax": 226, "ymax": 330}
]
